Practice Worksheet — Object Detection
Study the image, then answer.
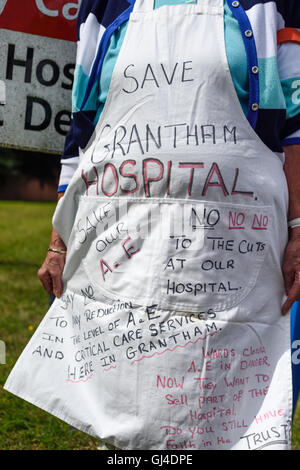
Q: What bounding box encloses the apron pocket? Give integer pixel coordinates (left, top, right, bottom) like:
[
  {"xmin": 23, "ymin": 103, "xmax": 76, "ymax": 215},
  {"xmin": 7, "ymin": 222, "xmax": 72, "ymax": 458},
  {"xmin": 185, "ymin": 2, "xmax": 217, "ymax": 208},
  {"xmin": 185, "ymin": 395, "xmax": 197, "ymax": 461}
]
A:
[
  {"xmin": 155, "ymin": 200, "xmax": 273, "ymax": 312},
  {"xmin": 72, "ymin": 197, "xmax": 272, "ymax": 312},
  {"xmin": 72, "ymin": 196, "xmax": 162, "ymax": 304}
]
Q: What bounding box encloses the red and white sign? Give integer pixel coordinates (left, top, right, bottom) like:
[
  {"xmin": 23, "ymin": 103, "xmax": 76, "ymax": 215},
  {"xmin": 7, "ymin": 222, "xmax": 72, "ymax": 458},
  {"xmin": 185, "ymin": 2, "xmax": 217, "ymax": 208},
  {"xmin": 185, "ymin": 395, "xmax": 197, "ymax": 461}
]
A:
[
  {"xmin": 0, "ymin": 0, "xmax": 80, "ymax": 153},
  {"xmin": 0, "ymin": 0, "xmax": 80, "ymax": 42}
]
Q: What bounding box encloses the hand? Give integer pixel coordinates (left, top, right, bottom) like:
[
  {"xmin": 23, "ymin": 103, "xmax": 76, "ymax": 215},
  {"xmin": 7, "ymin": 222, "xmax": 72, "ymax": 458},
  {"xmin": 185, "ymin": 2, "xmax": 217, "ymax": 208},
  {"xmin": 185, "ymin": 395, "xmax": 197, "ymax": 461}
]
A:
[
  {"xmin": 281, "ymin": 230, "xmax": 300, "ymax": 315},
  {"xmin": 37, "ymin": 229, "xmax": 66, "ymax": 298}
]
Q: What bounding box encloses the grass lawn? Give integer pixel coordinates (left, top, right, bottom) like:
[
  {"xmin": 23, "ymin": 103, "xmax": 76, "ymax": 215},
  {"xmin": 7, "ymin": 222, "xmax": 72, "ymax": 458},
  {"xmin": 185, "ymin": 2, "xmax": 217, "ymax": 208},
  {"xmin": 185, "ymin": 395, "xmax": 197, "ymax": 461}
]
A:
[
  {"xmin": 0, "ymin": 201, "xmax": 98, "ymax": 450},
  {"xmin": 0, "ymin": 200, "xmax": 299, "ymax": 450}
]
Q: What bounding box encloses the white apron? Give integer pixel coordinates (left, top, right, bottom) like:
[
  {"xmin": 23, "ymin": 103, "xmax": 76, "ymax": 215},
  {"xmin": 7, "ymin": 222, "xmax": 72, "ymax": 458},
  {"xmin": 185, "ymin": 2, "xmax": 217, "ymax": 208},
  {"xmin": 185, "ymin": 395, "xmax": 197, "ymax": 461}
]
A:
[{"xmin": 5, "ymin": 0, "xmax": 293, "ymax": 450}]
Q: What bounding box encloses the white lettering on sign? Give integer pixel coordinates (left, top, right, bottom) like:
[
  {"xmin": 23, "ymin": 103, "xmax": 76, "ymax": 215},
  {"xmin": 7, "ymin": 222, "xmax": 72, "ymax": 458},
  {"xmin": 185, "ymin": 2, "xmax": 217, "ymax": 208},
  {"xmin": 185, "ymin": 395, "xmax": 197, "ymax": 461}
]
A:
[
  {"xmin": 0, "ymin": 0, "xmax": 8, "ymax": 15},
  {"xmin": 35, "ymin": 0, "xmax": 59, "ymax": 17},
  {"xmin": 62, "ymin": 1, "xmax": 82, "ymax": 20},
  {"xmin": 35, "ymin": 0, "xmax": 82, "ymax": 20}
]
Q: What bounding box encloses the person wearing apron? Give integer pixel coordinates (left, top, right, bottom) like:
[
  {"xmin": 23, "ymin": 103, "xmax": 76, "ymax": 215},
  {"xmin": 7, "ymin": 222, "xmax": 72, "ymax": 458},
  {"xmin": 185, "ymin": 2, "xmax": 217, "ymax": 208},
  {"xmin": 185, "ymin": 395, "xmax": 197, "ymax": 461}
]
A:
[{"xmin": 4, "ymin": 0, "xmax": 300, "ymax": 450}]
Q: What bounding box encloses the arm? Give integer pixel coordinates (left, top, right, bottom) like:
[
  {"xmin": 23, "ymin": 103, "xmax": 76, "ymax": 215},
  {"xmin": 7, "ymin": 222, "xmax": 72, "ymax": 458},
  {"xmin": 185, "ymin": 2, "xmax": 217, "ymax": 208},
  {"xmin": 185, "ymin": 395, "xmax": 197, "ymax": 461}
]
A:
[
  {"xmin": 276, "ymin": 1, "xmax": 300, "ymax": 313},
  {"xmin": 37, "ymin": 1, "xmax": 107, "ymax": 297},
  {"xmin": 281, "ymin": 144, "xmax": 300, "ymax": 314},
  {"xmin": 37, "ymin": 192, "xmax": 66, "ymax": 298}
]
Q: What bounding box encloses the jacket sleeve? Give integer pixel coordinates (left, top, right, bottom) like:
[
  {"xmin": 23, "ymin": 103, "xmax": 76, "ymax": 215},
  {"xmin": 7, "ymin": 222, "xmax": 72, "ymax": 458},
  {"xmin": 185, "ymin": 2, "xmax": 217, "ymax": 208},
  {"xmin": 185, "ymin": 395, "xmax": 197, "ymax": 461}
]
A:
[
  {"xmin": 58, "ymin": 0, "xmax": 108, "ymax": 192},
  {"xmin": 277, "ymin": 0, "xmax": 300, "ymax": 146}
]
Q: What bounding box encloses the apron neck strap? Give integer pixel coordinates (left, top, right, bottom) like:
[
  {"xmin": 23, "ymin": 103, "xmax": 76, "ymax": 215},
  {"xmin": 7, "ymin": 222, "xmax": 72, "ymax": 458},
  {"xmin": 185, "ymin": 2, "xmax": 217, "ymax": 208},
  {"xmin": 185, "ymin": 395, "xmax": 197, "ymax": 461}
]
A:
[
  {"xmin": 132, "ymin": 0, "xmax": 155, "ymax": 12},
  {"xmin": 132, "ymin": 0, "xmax": 224, "ymax": 14}
]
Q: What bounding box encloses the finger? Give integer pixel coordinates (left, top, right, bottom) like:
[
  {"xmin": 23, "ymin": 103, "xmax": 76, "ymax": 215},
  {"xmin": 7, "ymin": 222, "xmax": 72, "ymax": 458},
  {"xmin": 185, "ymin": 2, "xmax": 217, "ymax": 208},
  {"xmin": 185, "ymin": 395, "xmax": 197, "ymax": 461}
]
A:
[
  {"xmin": 281, "ymin": 280, "xmax": 300, "ymax": 315},
  {"xmin": 46, "ymin": 253, "xmax": 66, "ymax": 298},
  {"xmin": 38, "ymin": 269, "xmax": 53, "ymax": 295},
  {"xmin": 282, "ymin": 297, "xmax": 294, "ymax": 316},
  {"xmin": 51, "ymin": 271, "xmax": 63, "ymax": 298},
  {"xmin": 282, "ymin": 265, "xmax": 295, "ymax": 296}
]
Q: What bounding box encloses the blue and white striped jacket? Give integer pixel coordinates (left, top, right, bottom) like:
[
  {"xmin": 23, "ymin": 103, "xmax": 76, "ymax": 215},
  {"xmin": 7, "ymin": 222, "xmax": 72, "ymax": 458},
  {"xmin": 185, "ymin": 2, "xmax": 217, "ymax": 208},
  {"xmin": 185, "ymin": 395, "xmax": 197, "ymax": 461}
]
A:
[{"xmin": 58, "ymin": 0, "xmax": 300, "ymax": 192}]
